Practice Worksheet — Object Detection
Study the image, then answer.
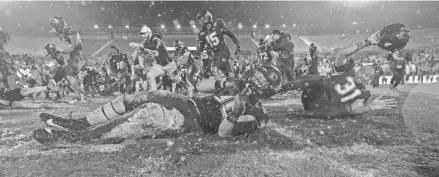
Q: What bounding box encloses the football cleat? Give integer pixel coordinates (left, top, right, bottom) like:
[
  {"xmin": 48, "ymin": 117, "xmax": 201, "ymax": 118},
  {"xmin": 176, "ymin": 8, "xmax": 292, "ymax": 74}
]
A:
[
  {"xmin": 40, "ymin": 113, "xmax": 88, "ymax": 131},
  {"xmin": 33, "ymin": 128, "xmax": 84, "ymax": 148}
]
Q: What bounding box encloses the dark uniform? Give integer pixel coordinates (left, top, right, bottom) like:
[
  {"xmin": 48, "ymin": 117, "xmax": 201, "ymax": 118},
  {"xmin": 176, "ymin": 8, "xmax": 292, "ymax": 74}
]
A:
[
  {"xmin": 59, "ymin": 26, "xmax": 84, "ymax": 77},
  {"xmin": 197, "ymin": 19, "xmax": 239, "ymax": 73},
  {"xmin": 387, "ymin": 50, "xmax": 411, "ymax": 88},
  {"xmin": 257, "ymin": 45, "xmax": 274, "ymax": 66}
]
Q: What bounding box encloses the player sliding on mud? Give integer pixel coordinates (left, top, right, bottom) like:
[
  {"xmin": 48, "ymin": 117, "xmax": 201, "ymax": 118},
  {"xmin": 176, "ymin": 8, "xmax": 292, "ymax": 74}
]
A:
[
  {"xmin": 278, "ymin": 23, "xmax": 410, "ymax": 119},
  {"xmin": 0, "ymin": 77, "xmax": 66, "ymax": 109},
  {"xmin": 32, "ymin": 65, "xmax": 283, "ymax": 148}
]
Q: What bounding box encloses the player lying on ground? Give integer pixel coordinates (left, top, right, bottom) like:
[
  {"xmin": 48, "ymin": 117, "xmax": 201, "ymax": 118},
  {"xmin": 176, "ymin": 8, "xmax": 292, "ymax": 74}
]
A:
[
  {"xmin": 279, "ymin": 72, "xmax": 397, "ymax": 119},
  {"xmin": 32, "ymin": 66, "xmax": 281, "ymax": 147},
  {"xmin": 0, "ymin": 79, "xmax": 66, "ymax": 109},
  {"xmin": 278, "ymin": 24, "xmax": 408, "ymax": 119}
]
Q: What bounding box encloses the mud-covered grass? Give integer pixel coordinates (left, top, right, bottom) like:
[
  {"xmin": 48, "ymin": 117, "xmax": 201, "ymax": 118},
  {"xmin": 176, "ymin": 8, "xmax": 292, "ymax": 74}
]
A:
[{"xmin": 1, "ymin": 85, "xmax": 439, "ymax": 177}]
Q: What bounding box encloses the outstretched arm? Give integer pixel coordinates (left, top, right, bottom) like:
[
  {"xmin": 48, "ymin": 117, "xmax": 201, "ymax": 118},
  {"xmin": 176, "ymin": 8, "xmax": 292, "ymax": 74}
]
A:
[
  {"xmin": 334, "ymin": 40, "xmax": 372, "ymax": 67},
  {"xmin": 278, "ymin": 75, "xmax": 329, "ymax": 93}
]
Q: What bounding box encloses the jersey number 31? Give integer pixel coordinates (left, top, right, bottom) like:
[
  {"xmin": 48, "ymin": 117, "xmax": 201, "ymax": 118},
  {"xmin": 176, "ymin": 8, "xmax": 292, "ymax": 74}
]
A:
[{"xmin": 335, "ymin": 76, "xmax": 362, "ymax": 102}]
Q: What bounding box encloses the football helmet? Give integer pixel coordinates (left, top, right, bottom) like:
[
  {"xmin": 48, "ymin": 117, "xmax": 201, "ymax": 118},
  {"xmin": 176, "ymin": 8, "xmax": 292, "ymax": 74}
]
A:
[
  {"xmin": 197, "ymin": 10, "xmax": 213, "ymax": 28},
  {"xmin": 174, "ymin": 40, "xmax": 184, "ymax": 48},
  {"xmin": 0, "ymin": 27, "xmax": 10, "ymax": 45},
  {"xmin": 44, "ymin": 43, "xmax": 57, "ymax": 56},
  {"xmin": 139, "ymin": 26, "xmax": 152, "ymax": 40},
  {"xmin": 49, "ymin": 17, "xmax": 66, "ymax": 33},
  {"xmin": 247, "ymin": 65, "xmax": 283, "ymax": 99},
  {"xmin": 376, "ymin": 23, "xmax": 411, "ymax": 52}
]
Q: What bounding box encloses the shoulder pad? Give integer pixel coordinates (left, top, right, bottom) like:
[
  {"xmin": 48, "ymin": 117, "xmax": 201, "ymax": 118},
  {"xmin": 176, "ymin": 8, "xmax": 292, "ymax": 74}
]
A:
[{"xmin": 215, "ymin": 19, "xmax": 226, "ymax": 28}]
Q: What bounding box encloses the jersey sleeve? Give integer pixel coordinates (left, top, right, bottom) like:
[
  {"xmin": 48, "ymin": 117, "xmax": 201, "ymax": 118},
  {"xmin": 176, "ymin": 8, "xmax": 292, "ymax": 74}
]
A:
[{"xmin": 291, "ymin": 102, "xmax": 352, "ymax": 119}]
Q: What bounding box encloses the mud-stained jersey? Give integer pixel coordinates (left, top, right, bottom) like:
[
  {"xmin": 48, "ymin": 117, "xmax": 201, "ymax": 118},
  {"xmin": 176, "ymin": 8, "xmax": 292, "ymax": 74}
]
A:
[
  {"xmin": 329, "ymin": 59, "xmax": 362, "ymax": 103},
  {"xmin": 142, "ymin": 34, "xmax": 171, "ymax": 66},
  {"xmin": 197, "ymin": 19, "xmax": 239, "ymax": 53}
]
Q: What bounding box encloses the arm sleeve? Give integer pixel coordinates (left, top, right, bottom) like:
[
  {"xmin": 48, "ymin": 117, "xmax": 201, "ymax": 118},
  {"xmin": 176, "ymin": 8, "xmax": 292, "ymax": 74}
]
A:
[
  {"xmin": 279, "ymin": 75, "xmax": 328, "ymax": 92},
  {"xmin": 222, "ymin": 28, "xmax": 239, "ymax": 46},
  {"xmin": 291, "ymin": 102, "xmax": 352, "ymax": 119}
]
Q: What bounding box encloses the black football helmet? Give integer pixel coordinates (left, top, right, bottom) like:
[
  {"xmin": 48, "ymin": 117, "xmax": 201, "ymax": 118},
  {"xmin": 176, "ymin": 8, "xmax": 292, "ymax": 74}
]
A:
[
  {"xmin": 44, "ymin": 43, "xmax": 57, "ymax": 56},
  {"xmin": 49, "ymin": 16, "xmax": 66, "ymax": 33},
  {"xmin": 376, "ymin": 23, "xmax": 411, "ymax": 52},
  {"xmin": 174, "ymin": 40, "xmax": 184, "ymax": 48},
  {"xmin": 197, "ymin": 10, "xmax": 213, "ymax": 28},
  {"xmin": 247, "ymin": 65, "xmax": 283, "ymax": 99},
  {"xmin": 0, "ymin": 27, "xmax": 10, "ymax": 45}
]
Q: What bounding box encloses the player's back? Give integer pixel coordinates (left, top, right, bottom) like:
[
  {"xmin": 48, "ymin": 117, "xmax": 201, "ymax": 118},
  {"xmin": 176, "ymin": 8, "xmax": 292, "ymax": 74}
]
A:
[{"xmin": 329, "ymin": 59, "xmax": 361, "ymax": 103}]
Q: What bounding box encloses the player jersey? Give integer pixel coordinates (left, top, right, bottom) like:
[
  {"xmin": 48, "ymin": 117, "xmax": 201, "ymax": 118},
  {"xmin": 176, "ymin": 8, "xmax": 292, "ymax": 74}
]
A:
[
  {"xmin": 329, "ymin": 59, "xmax": 363, "ymax": 103},
  {"xmin": 109, "ymin": 54, "xmax": 130, "ymax": 74},
  {"xmin": 257, "ymin": 45, "xmax": 273, "ymax": 64},
  {"xmin": 387, "ymin": 50, "xmax": 411, "ymax": 70},
  {"xmin": 197, "ymin": 19, "xmax": 238, "ymax": 53},
  {"xmin": 142, "ymin": 34, "xmax": 171, "ymax": 66}
]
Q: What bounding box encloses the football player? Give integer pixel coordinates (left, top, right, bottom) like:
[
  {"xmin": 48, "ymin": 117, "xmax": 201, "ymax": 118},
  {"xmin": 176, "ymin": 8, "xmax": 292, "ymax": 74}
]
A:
[
  {"xmin": 32, "ymin": 65, "xmax": 283, "ymax": 147},
  {"xmin": 257, "ymin": 35, "xmax": 276, "ymax": 66},
  {"xmin": 196, "ymin": 10, "xmax": 241, "ymax": 80},
  {"xmin": 271, "ymin": 30, "xmax": 295, "ymax": 81},
  {"xmin": 107, "ymin": 46, "xmax": 132, "ymax": 93},
  {"xmin": 44, "ymin": 43, "xmax": 69, "ymax": 99},
  {"xmin": 49, "ymin": 17, "xmax": 84, "ymax": 103},
  {"xmin": 129, "ymin": 26, "xmax": 185, "ymax": 92},
  {"xmin": 0, "ymin": 27, "xmax": 19, "ymax": 91},
  {"xmin": 0, "ymin": 73, "xmax": 65, "ymax": 109},
  {"xmin": 387, "ymin": 49, "xmax": 412, "ymax": 91},
  {"xmin": 279, "ymin": 24, "xmax": 409, "ymax": 119}
]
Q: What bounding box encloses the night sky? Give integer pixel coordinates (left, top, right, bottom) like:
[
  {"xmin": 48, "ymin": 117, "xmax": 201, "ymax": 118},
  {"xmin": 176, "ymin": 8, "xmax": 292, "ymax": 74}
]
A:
[{"xmin": 0, "ymin": 1, "xmax": 438, "ymax": 36}]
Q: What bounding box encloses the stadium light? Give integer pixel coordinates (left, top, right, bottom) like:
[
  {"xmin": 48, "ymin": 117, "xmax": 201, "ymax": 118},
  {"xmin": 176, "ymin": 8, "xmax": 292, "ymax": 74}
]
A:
[
  {"xmin": 192, "ymin": 25, "xmax": 196, "ymax": 28},
  {"xmin": 94, "ymin": 24, "xmax": 99, "ymax": 29},
  {"xmin": 265, "ymin": 24, "xmax": 270, "ymax": 28},
  {"xmin": 176, "ymin": 25, "xmax": 181, "ymax": 29},
  {"xmin": 293, "ymin": 24, "xmax": 297, "ymax": 27},
  {"xmin": 282, "ymin": 24, "xmax": 286, "ymax": 28},
  {"xmin": 125, "ymin": 25, "xmax": 129, "ymax": 29},
  {"xmin": 161, "ymin": 24, "xmax": 165, "ymax": 28},
  {"xmin": 108, "ymin": 25, "xmax": 112, "ymax": 29},
  {"xmin": 253, "ymin": 24, "xmax": 257, "ymax": 28},
  {"xmin": 238, "ymin": 23, "xmax": 242, "ymax": 28}
]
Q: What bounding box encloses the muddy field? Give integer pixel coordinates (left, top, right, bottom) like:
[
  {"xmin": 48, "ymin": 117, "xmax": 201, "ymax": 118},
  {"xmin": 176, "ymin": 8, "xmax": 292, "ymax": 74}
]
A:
[{"xmin": 1, "ymin": 85, "xmax": 439, "ymax": 177}]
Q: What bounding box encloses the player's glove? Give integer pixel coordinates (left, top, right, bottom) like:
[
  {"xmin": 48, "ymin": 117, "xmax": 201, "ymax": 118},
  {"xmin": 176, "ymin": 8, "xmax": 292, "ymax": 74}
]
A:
[
  {"xmin": 234, "ymin": 45, "xmax": 241, "ymax": 55},
  {"xmin": 367, "ymin": 30, "xmax": 381, "ymax": 45}
]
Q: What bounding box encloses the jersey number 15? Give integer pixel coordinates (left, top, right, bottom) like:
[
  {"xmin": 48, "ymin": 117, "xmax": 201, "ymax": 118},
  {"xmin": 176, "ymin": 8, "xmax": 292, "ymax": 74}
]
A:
[{"xmin": 206, "ymin": 31, "xmax": 220, "ymax": 47}]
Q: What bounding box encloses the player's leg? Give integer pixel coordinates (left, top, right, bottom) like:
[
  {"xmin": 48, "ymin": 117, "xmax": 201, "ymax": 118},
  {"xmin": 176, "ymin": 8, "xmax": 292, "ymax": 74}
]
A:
[
  {"xmin": 65, "ymin": 61, "xmax": 82, "ymax": 100},
  {"xmin": 146, "ymin": 64, "xmax": 165, "ymax": 91},
  {"xmin": 33, "ymin": 102, "xmax": 188, "ymax": 147},
  {"xmin": 392, "ymin": 69, "xmax": 404, "ymax": 89},
  {"xmin": 39, "ymin": 90, "xmax": 194, "ymax": 130}
]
